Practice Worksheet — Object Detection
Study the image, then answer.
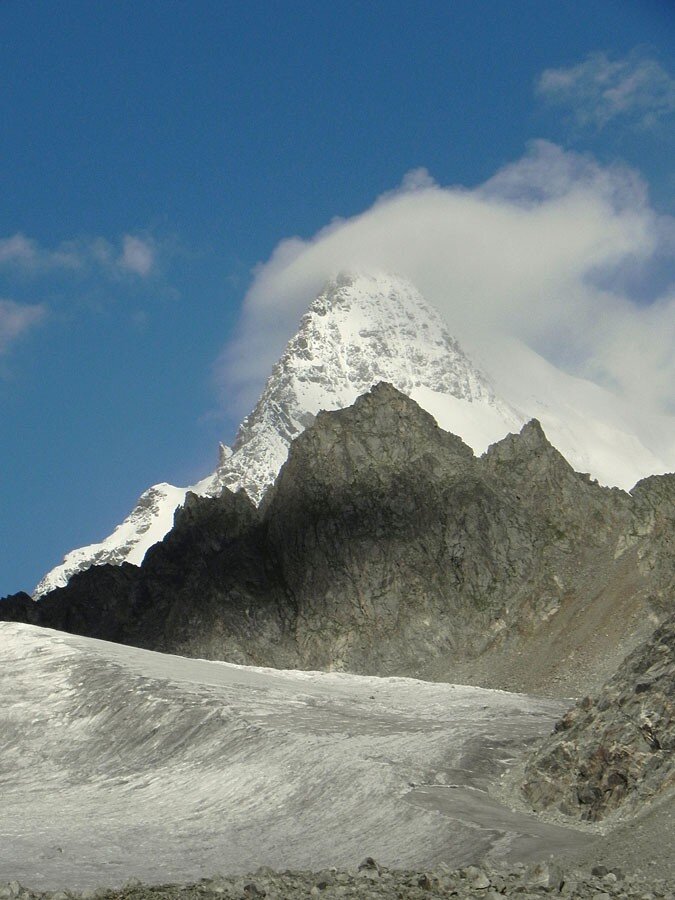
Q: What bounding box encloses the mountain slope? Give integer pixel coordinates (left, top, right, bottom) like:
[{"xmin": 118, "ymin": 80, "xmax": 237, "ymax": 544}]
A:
[
  {"xmin": 523, "ymin": 610, "xmax": 675, "ymax": 821},
  {"xmin": 34, "ymin": 272, "xmax": 675, "ymax": 597},
  {"xmin": 8, "ymin": 384, "xmax": 673, "ymax": 696},
  {"xmin": 472, "ymin": 335, "xmax": 675, "ymax": 493},
  {"xmin": 204, "ymin": 272, "xmax": 522, "ymax": 501},
  {"xmin": 34, "ymin": 273, "xmax": 522, "ymax": 596}
]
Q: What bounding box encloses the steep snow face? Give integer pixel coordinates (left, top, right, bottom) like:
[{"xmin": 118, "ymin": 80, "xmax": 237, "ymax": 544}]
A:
[
  {"xmin": 33, "ymin": 483, "xmax": 191, "ymax": 597},
  {"xmin": 203, "ymin": 272, "xmax": 523, "ymax": 501},
  {"xmin": 35, "ymin": 273, "xmax": 521, "ymax": 597},
  {"xmin": 33, "ymin": 272, "xmax": 675, "ymax": 597}
]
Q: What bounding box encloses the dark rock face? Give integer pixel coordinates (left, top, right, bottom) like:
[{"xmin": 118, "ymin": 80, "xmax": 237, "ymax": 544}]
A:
[
  {"xmin": 2, "ymin": 383, "xmax": 672, "ymax": 691},
  {"xmin": 0, "ymin": 592, "xmax": 37, "ymax": 622},
  {"xmin": 2, "ymin": 487, "xmax": 296, "ymax": 666},
  {"xmin": 264, "ymin": 385, "xmax": 539, "ymax": 673},
  {"xmin": 523, "ymin": 613, "xmax": 675, "ymax": 821}
]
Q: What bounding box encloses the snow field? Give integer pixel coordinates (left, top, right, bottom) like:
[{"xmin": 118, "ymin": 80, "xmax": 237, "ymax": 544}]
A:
[{"xmin": 0, "ymin": 623, "xmax": 586, "ymax": 891}]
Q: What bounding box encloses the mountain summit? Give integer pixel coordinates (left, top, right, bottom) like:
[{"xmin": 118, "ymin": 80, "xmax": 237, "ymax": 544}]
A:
[
  {"xmin": 34, "ymin": 271, "xmax": 673, "ymax": 596},
  {"xmin": 204, "ymin": 272, "xmax": 523, "ymax": 502},
  {"xmin": 35, "ymin": 273, "xmax": 523, "ymax": 595}
]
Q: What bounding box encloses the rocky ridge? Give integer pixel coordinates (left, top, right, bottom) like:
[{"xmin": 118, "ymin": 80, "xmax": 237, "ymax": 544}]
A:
[
  {"xmin": 34, "ymin": 273, "xmax": 522, "ymax": 597},
  {"xmin": 35, "ymin": 271, "xmax": 675, "ymax": 600},
  {"xmin": 4, "ymin": 384, "xmax": 673, "ymax": 697}
]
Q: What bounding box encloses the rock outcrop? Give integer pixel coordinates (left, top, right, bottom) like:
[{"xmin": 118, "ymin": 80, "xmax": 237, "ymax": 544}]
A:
[
  {"xmin": 2, "ymin": 384, "xmax": 673, "ymax": 694},
  {"xmin": 523, "ymin": 611, "xmax": 675, "ymax": 821}
]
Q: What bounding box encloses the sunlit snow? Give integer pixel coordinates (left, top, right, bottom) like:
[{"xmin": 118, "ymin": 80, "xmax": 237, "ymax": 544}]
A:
[{"xmin": 34, "ymin": 272, "xmax": 675, "ymax": 597}]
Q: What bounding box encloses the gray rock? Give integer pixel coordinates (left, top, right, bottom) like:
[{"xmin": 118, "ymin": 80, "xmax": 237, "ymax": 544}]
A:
[
  {"xmin": 2, "ymin": 384, "xmax": 672, "ymax": 699},
  {"xmin": 523, "ymin": 613, "xmax": 675, "ymax": 820},
  {"xmin": 4, "ymin": 863, "xmax": 674, "ymax": 900}
]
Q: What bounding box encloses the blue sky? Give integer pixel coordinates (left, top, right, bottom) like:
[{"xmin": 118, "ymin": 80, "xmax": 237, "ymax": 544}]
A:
[{"xmin": 1, "ymin": 0, "xmax": 674, "ymax": 594}]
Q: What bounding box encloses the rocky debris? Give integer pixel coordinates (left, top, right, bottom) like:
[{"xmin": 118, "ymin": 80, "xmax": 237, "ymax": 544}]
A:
[
  {"xmin": 1, "ymin": 861, "xmax": 673, "ymax": 899},
  {"xmin": 523, "ymin": 612, "xmax": 675, "ymax": 820},
  {"xmin": 2, "ymin": 384, "xmax": 672, "ymax": 694}
]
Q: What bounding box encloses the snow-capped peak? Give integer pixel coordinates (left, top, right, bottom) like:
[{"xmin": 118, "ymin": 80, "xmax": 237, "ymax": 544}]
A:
[
  {"xmin": 201, "ymin": 272, "xmax": 522, "ymax": 502},
  {"xmin": 33, "ymin": 271, "xmax": 675, "ymax": 597},
  {"xmin": 35, "ymin": 272, "xmax": 521, "ymax": 597}
]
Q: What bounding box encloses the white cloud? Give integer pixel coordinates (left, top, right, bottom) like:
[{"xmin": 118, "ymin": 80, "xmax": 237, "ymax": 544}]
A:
[
  {"xmin": 119, "ymin": 235, "xmax": 155, "ymax": 277},
  {"xmin": 0, "ymin": 232, "xmax": 157, "ymax": 278},
  {"xmin": 0, "ymin": 234, "xmax": 38, "ymax": 266},
  {"xmin": 0, "ymin": 299, "xmax": 46, "ymax": 354},
  {"xmin": 537, "ymin": 50, "xmax": 675, "ymax": 129},
  {"xmin": 218, "ymin": 141, "xmax": 675, "ymax": 418},
  {"xmin": 397, "ymin": 167, "xmax": 438, "ymax": 193}
]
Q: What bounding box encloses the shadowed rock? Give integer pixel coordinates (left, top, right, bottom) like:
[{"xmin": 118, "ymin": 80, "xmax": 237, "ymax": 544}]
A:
[{"xmin": 2, "ymin": 383, "xmax": 673, "ymax": 694}]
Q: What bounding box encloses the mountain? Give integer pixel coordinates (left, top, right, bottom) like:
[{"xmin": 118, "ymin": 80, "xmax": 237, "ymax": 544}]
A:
[
  {"xmin": 472, "ymin": 334, "xmax": 675, "ymax": 494},
  {"xmin": 203, "ymin": 271, "xmax": 522, "ymax": 499},
  {"xmin": 33, "ymin": 271, "xmax": 675, "ymax": 597},
  {"xmin": 33, "ymin": 273, "xmax": 523, "ymax": 596},
  {"xmin": 6, "ymin": 384, "xmax": 674, "ymax": 697}
]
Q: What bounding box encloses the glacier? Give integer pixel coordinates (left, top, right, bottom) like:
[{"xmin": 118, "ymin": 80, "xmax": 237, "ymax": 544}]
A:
[{"xmin": 1, "ymin": 621, "xmax": 589, "ymax": 890}]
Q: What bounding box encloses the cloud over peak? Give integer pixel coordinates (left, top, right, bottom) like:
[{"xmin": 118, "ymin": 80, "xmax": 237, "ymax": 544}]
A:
[{"xmin": 218, "ymin": 141, "xmax": 675, "ymax": 419}]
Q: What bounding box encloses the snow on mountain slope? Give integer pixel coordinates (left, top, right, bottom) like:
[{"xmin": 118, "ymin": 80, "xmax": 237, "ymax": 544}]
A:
[
  {"xmin": 33, "ymin": 272, "xmax": 675, "ymax": 597},
  {"xmin": 33, "ymin": 483, "xmax": 192, "ymax": 597},
  {"xmin": 35, "ymin": 273, "xmax": 522, "ymax": 596},
  {"xmin": 202, "ymin": 272, "xmax": 523, "ymax": 501},
  {"xmin": 470, "ymin": 335, "xmax": 675, "ymax": 489}
]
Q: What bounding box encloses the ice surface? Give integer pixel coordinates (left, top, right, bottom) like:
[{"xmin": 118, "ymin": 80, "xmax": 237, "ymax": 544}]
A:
[{"xmin": 0, "ymin": 623, "xmax": 591, "ymax": 890}]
